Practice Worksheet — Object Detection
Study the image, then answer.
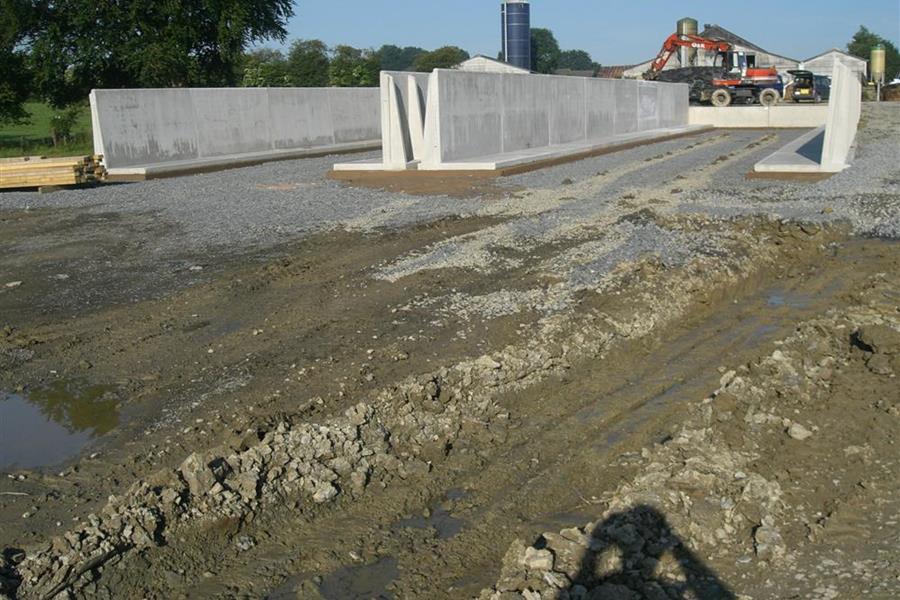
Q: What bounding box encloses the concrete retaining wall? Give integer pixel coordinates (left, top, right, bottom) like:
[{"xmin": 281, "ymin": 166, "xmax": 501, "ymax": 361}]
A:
[
  {"xmin": 90, "ymin": 87, "xmax": 380, "ymax": 175},
  {"xmin": 821, "ymin": 62, "xmax": 861, "ymax": 170},
  {"xmin": 754, "ymin": 62, "xmax": 862, "ymax": 174},
  {"xmin": 688, "ymin": 105, "xmax": 829, "ymax": 128},
  {"xmin": 427, "ymin": 71, "xmax": 688, "ymax": 165}
]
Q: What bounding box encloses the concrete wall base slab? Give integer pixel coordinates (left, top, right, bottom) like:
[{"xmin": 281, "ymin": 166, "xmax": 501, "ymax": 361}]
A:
[
  {"xmin": 689, "ymin": 105, "xmax": 829, "ymax": 128},
  {"xmin": 332, "ymin": 125, "xmax": 711, "ymax": 177},
  {"xmin": 105, "ymin": 141, "xmax": 379, "ymax": 181}
]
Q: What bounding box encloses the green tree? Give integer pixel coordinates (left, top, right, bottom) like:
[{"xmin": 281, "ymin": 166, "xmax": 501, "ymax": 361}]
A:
[
  {"xmin": 0, "ymin": 0, "xmax": 37, "ymax": 123},
  {"xmin": 329, "ymin": 45, "xmax": 379, "ymax": 87},
  {"xmin": 558, "ymin": 49, "xmax": 597, "ymax": 72},
  {"xmin": 240, "ymin": 48, "xmax": 292, "ymax": 87},
  {"xmin": 378, "ymin": 44, "xmax": 426, "ymax": 71},
  {"xmin": 847, "ymin": 26, "xmax": 900, "ymax": 80},
  {"xmin": 530, "ymin": 28, "xmax": 561, "ymax": 74},
  {"xmin": 28, "ymin": 0, "xmax": 294, "ymax": 107},
  {"xmin": 412, "ymin": 46, "xmax": 470, "ymax": 72},
  {"xmin": 286, "ymin": 39, "xmax": 330, "ymax": 86}
]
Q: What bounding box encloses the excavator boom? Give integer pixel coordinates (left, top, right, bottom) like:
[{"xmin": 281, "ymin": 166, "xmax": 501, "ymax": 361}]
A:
[{"xmin": 647, "ymin": 33, "xmax": 732, "ymax": 77}]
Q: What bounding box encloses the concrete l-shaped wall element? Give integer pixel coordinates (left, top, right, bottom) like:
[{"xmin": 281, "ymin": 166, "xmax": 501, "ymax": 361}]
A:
[
  {"xmin": 688, "ymin": 105, "xmax": 829, "ymax": 129},
  {"xmin": 754, "ymin": 62, "xmax": 862, "ymax": 174},
  {"xmin": 335, "ymin": 70, "xmax": 704, "ymax": 172},
  {"xmin": 90, "ymin": 87, "xmax": 380, "ymax": 178}
]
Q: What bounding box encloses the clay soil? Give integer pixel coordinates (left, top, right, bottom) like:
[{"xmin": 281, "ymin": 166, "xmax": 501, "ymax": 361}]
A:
[{"xmin": 1, "ymin": 125, "xmax": 898, "ymax": 600}]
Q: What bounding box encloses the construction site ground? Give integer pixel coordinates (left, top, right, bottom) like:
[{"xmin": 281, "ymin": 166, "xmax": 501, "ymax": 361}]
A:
[{"xmin": 0, "ymin": 104, "xmax": 898, "ymax": 600}]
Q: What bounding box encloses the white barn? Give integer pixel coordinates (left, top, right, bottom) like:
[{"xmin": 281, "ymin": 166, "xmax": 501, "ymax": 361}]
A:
[
  {"xmin": 456, "ymin": 55, "xmax": 530, "ymax": 74},
  {"xmin": 800, "ymin": 49, "xmax": 868, "ymax": 81}
]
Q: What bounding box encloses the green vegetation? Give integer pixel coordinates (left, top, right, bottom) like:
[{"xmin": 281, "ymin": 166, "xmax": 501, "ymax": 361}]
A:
[
  {"xmin": 0, "ymin": 101, "xmax": 92, "ymax": 158},
  {"xmin": 412, "ymin": 46, "xmax": 470, "ymax": 72},
  {"xmin": 848, "ymin": 26, "xmax": 900, "ymax": 80}
]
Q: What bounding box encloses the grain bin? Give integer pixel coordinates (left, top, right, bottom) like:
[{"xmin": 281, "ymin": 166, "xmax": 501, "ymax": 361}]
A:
[
  {"xmin": 502, "ymin": 1, "xmax": 531, "ymax": 71},
  {"xmin": 677, "ymin": 17, "xmax": 699, "ymax": 66},
  {"xmin": 871, "ymin": 44, "xmax": 886, "ymax": 83}
]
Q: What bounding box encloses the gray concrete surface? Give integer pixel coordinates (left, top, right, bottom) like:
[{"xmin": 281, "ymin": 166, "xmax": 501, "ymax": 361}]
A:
[
  {"xmin": 755, "ymin": 63, "xmax": 862, "ymax": 174},
  {"xmin": 91, "ymin": 87, "xmax": 380, "ymax": 176},
  {"xmin": 426, "ymin": 70, "xmax": 688, "ymax": 166},
  {"xmin": 688, "ymin": 105, "xmax": 829, "ymax": 128},
  {"xmin": 336, "ymin": 71, "xmax": 690, "ymax": 172}
]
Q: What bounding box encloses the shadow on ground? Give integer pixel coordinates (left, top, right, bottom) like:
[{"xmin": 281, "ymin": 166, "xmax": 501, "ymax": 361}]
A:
[{"xmin": 559, "ymin": 505, "xmax": 735, "ymax": 600}]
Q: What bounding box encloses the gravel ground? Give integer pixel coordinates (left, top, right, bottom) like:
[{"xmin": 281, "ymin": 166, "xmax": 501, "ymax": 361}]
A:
[
  {"xmin": 1, "ymin": 105, "xmax": 897, "ymax": 260},
  {"xmin": 0, "ymin": 151, "xmax": 486, "ymax": 255}
]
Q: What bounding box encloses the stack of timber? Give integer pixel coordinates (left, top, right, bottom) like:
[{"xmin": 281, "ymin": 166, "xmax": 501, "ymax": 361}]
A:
[{"xmin": 0, "ymin": 155, "xmax": 106, "ymax": 189}]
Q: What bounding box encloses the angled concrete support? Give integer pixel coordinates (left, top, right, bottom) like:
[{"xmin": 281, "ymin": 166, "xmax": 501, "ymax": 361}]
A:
[{"xmin": 755, "ymin": 62, "xmax": 862, "ymax": 174}]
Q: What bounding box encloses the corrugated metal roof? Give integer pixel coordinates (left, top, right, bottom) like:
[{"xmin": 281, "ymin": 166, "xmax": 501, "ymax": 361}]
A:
[
  {"xmin": 699, "ymin": 24, "xmax": 799, "ymax": 63},
  {"xmin": 596, "ymin": 66, "xmax": 631, "ymax": 79}
]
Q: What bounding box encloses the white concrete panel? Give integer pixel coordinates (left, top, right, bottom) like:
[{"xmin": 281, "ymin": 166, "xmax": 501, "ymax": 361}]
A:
[
  {"xmin": 92, "ymin": 87, "xmax": 379, "ymax": 174},
  {"xmin": 268, "ymin": 88, "xmax": 334, "ymax": 150},
  {"xmin": 755, "ymin": 64, "xmax": 861, "ymax": 174},
  {"xmin": 689, "ymin": 105, "xmax": 829, "ymax": 128},
  {"xmin": 91, "ymin": 89, "xmax": 200, "ymax": 168},
  {"xmin": 327, "ymin": 87, "xmax": 380, "ymax": 145},
  {"xmin": 549, "ymin": 77, "xmax": 587, "ymax": 145},
  {"xmin": 821, "ymin": 62, "xmax": 861, "ymax": 171},
  {"xmin": 638, "ymin": 82, "xmax": 660, "ymax": 131},
  {"xmin": 613, "ymin": 80, "xmax": 639, "ymax": 135},
  {"xmin": 585, "ymin": 79, "xmax": 617, "ymax": 139},
  {"xmin": 191, "ymin": 88, "xmax": 271, "ymax": 158},
  {"xmin": 437, "ymin": 70, "xmax": 504, "ymax": 162},
  {"xmin": 407, "ymin": 75, "xmax": 427, "ymax": 161},
  {"xmin": 501, "ymin": 73, "xmax": 551, "ymax": 152}
]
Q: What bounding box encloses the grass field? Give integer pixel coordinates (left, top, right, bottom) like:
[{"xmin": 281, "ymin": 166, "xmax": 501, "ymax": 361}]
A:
[{"xmin": 0, "ymin": 101, "xmax": 93, "ymax": 158}]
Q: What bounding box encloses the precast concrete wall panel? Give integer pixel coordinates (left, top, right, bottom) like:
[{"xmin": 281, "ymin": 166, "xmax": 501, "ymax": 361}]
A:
[
  {"xmin": 821, "ymin": 62, "xmax": 861, "ymax": 171},
  {"xmin": 268, "ymin": 88, "xmax": 334, "ymax": 149},
  {"xmin": 502, "ymin": 73, "xmax": 551, "ymax": 152},
  {"xmin": 549, "ymin": 77, "xmax": 587, "ymax": 145},
  {"xmin": 338, "ymin": 70, "xmax": 691, "ymax": 172},
  {"xmin": 585, "ymin": 79, "xmax": 617, "ymax": 139},
  {"xmin": 613, "ymin": 80, "xmax": 639, "ymax": 135},
  {"xmin": 91, "ymin": 89, "xmax": 200, "ymax": 168},
  {"xmin": 191, "ymin": 89, "xmax": 271, "ymax": 158},
  {"xmin": 431, "ymin": 72, "xmax": 686, "ymax": 163},
  {"xmin": 328, "ymin": 88, "xmax": 380, "ymax": 144},
  {"xmin": 638, "ymin": 82, "xmax": 661, "ymax": 131},
  {"xmin": 438, "ymin": 71, "xmax": 504, "ymax": 162},
  {"xmin": 91, "ymin": 87, "xmax": 380, "ymax": 173}
]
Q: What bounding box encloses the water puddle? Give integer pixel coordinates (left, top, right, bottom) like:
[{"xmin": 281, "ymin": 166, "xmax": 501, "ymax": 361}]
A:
[
  {"xmin": 317, "ymin": 557, "xmax": 398, "ymax": 600},
  {"xmin": 766, "ymin": 291, "xmax": 811, "ymax": 309},
  {"xmin": 393, "ymin": 488, "xmax": 468, "ymax": 540},
  {"xmin": 0, "ymin": 381, "xmax": 119, "ymax": 471}
]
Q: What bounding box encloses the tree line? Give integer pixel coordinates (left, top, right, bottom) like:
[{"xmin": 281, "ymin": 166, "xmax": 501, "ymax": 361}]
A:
[{"xmin": 239, "ymin": 43, "xmax": 472, "ymax": 88}]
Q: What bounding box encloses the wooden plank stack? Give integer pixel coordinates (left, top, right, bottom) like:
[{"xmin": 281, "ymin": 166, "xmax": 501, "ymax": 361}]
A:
[{"xmin": 0, "ymin": 155, "xmax": 107, "ymax": 190}]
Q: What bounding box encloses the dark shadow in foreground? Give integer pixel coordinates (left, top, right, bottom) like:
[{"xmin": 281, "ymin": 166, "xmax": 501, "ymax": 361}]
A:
[{"xmin": 559, "ymin": 505, "xmax": 736, "ymax": 600}]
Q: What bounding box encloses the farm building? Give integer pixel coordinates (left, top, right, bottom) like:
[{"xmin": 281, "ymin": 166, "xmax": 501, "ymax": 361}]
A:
[{"xmin": 800, "ymin": 49, "xmax": 868, "ymax": 80}]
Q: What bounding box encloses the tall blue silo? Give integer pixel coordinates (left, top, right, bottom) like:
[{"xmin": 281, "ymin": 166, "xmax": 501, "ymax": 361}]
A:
[{"xmin": 501, "ymin": 1, "xmax": 531, "ymax": 71}]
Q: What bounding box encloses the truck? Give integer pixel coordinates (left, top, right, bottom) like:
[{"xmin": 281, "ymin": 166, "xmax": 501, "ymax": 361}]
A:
[{"xmin": 644, "ymin": 33, "xmax": 783, "ymax": 107}]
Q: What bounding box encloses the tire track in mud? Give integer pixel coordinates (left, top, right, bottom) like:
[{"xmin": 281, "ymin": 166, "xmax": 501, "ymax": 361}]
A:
[
  {"xmin": 123, "ymin": 227, "xmax": 854, "ymax": 599},
  {"xmin": 375, "ymin": 131, "xmax": 774, "ymax": 284},
  {"xmin": 385, "ymin": 132, "xmax": 783, "ymax": 323}
]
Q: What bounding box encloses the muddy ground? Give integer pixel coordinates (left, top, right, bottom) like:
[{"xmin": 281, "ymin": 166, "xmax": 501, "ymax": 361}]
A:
[{"xmin": 1, "ymin": 105, "xmax": 899, "ymax": 600}]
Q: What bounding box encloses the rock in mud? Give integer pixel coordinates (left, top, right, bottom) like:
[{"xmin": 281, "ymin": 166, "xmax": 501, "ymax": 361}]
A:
[
  {"xmin": 855, "ymin": 324, "xmax": 900, "ymax": 355},
  {"xmin": 312, "ymin": 482, "xmax": 339, "ymax": 503},
  {"xmin": 787, "ymin": 423, "xmax": 814, "ymax": 441},
  {"xmin": 179, "ymin": 452, "xmax": 216, "ymax": 496},
  {"xmin": 522, "ymin": 547, "xmax": 554, "ymax": 571}
]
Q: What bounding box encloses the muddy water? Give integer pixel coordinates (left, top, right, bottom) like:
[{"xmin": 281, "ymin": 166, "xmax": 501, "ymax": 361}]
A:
[{"xmin": 0, "ymin": 381, "xmax": 118, "ymax": 470}]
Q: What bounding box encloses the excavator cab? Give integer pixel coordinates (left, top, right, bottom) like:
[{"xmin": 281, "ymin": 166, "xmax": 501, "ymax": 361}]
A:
[{"xmin": 720, "ymin": 51, "xmax": 757, "ymax": 76}]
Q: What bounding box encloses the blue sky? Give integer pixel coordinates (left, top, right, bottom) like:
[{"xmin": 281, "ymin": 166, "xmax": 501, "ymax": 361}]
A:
[{"xmin": 280, "ymin": 0, "xmax": 900, "ymax": 64}]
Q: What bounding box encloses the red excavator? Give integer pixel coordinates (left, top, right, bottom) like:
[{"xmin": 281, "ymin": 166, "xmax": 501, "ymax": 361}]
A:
[{"xmin": 644, "ymin": 33, "xmax": 782, "ymax": 107}]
